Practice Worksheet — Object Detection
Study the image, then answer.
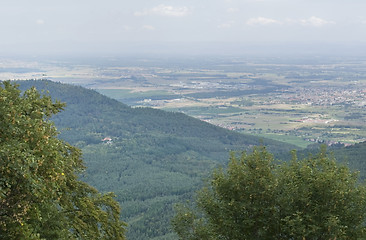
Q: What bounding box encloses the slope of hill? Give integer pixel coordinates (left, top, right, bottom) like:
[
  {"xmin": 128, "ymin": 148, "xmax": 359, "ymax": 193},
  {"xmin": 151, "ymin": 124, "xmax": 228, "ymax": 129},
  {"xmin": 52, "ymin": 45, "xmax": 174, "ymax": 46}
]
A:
[
  {"xmin": 281, "ymin": 142, "xmax": 366, "ymax": 180},
  {"xmin": 17, "ymin": 80, "xmax": 298, "ymax": 239},
  {"xmin": 330, "ymin": 142, "xmax": 366, "ymax": 179}
]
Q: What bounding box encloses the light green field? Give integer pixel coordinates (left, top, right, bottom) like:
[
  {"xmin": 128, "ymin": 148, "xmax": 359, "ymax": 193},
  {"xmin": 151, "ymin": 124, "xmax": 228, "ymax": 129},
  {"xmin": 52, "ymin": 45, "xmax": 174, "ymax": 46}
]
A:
[
  {"xmin": 96, "ymin": 89, "xmax": 174, "ymax": 99},
  {"xmin": 2, "ymin": 56, "xmax": 366, "ymax": 147},
  {"xmin": 249, "ymin": 133, "xmax": 311, "ymax": 148}
]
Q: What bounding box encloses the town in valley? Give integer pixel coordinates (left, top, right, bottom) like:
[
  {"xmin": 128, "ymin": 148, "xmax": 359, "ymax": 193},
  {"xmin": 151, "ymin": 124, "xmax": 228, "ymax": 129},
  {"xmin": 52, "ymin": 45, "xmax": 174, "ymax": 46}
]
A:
[{"xmin": 1, "ymin": 55, "xmax": 365, "ymax": 148}]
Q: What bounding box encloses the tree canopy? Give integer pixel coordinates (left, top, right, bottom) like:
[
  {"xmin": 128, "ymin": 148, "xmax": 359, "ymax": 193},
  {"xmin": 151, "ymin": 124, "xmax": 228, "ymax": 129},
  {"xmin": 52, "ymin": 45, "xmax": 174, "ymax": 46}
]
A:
[
  {"xmin": 172, "ymin": 146, "xmax": 366, "ymax": 239},
  {"xmin": 0, "ymin": 81, "xmax": 126, "ymax": 239}
]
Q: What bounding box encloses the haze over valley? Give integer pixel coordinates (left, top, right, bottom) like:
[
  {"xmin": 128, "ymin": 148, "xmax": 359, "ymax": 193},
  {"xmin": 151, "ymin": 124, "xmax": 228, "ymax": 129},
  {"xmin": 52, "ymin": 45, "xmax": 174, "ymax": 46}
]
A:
[
  {"xmin": 2, "ymin": 1, "xmax": 366, "ymax": 239},
  {"xmin": 2, "ymin": 55, "xmax": 366, "ymax": 148}
]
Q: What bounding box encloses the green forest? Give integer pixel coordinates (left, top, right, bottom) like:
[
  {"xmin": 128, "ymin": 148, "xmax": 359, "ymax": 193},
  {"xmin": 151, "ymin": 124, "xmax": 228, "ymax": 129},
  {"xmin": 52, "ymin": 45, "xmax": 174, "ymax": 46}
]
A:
[{"xmin": 2, "ymin": 80, "xmax": 366, "ymax": 239}]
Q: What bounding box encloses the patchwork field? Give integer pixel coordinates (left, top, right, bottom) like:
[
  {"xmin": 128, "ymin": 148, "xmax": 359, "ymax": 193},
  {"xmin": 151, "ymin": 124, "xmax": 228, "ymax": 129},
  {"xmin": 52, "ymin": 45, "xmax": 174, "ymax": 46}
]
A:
[{"xmin": 2, "ymin": 56, "xmax": 366, "ymax": 148}]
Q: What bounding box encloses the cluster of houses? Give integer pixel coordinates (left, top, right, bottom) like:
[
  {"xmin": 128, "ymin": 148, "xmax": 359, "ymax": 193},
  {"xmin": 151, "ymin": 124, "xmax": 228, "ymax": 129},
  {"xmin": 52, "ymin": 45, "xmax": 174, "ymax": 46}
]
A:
[{"xmin": 101, "ymin": 137, "xmax": 113, "ymax": 144}]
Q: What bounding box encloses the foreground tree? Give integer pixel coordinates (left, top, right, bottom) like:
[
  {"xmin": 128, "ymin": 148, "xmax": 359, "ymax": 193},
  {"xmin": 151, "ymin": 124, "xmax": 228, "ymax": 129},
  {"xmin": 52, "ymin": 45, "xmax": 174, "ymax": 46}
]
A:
[
  {"xmin": 172, "ymin": 146, "xmax": 366, "ymax": 240},
  {"xmin": 0, "ymin": 81, "xmax": 126, "ymax": 239}
]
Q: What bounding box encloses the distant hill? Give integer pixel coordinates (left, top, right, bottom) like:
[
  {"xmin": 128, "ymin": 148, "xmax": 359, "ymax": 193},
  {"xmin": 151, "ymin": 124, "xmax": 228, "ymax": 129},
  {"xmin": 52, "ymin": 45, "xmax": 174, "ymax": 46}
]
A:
[
  {"xmin": 330, "ymin": 142, "xmax": 366, "ymax": 179},
  {"xmin": 17, "ymin": 80, "xmax": 298, "ymax": 240},
  {"xmin": 281, "ymin": 141, "xmax": 366, "ymax": 180}
]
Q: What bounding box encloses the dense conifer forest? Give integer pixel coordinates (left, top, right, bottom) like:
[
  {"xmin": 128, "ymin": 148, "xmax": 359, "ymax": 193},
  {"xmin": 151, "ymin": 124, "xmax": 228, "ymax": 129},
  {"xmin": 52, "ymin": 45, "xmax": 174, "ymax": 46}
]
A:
[{"xmin": 14, "ymin": 80, "xmax": 297, "ymax": 239}]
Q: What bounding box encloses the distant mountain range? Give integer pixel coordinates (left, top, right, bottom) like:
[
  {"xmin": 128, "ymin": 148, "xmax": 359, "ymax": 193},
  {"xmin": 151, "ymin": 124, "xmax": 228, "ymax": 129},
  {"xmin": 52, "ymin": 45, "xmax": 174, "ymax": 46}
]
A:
[{"xmin": 16, "ymin": 80, "xmax": 365, "ymax": 239}]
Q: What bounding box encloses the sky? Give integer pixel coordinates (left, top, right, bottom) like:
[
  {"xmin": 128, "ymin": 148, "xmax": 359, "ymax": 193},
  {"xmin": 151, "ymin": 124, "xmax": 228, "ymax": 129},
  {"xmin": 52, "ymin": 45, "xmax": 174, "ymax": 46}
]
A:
[{"xmin": 1, "ymin": 0, "xmax": 366, "ymax": 56}]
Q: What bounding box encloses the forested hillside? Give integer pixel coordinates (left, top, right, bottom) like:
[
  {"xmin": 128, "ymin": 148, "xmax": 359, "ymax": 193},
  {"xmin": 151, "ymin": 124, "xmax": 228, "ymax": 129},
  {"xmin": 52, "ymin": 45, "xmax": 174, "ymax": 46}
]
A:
[
  {"xmin": 283, "ymin": 142, "xmax": 366, "ymax": 180},
  {"xmin": 330, "ymin": 142, "xmax": 366, "ymax": 179},
  {"xmin": 15, "ymin": 80, "xmax": 301, "ymax": 239}
]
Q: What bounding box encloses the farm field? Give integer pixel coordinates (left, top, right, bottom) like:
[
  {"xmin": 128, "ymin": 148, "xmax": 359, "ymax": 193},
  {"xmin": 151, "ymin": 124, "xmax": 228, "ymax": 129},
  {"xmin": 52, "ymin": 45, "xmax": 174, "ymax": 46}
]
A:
[
  {"xmin": 93, "ymin": 57, "xmax": 366, "ymax": 147},
  {"xmin": 2, "ymin": 56, "xmax": 366, "ymax": 148}
]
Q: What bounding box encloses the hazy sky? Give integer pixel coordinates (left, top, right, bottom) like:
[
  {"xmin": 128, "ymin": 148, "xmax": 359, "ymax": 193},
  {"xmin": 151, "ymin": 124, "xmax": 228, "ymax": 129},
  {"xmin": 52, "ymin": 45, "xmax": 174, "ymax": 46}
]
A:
[{"xmin": 1, "ymin": 0, "xmax": 366, "ymax": 56}]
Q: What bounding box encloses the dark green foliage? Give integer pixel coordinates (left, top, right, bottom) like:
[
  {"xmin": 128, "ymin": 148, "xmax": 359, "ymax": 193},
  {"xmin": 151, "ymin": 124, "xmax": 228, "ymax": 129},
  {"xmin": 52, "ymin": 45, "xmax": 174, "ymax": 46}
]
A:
[
  {"xmin": 290, "ymin": 141, "xmax": 366, "ymax": 180},
  {"xmin": 0, "ymin": 81, "xmax": 126, "ymax": 239},
  {"xmin": 173, "ymin": 146, "xmax": 366, "ymax": 239},
  {"xmin": 15, "ymin": 80, "xmax": 297, "ymax": 240}
]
